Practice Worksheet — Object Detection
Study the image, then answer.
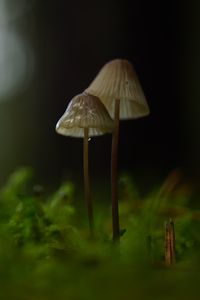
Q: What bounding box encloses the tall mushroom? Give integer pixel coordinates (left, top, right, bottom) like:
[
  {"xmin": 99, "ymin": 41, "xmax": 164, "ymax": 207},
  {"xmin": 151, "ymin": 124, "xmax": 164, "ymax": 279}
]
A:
[
  {"xmin": 85, "ymin": 59, "xmax": 150, "ymax": 242},
  {"xmin": 56, "ymin": 92, "xmax": 114, "ymax": 236}
]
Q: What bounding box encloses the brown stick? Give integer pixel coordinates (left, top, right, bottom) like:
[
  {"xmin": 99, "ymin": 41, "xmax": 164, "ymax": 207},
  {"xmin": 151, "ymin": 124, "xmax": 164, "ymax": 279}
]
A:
[
  {"xmin": 165, "ymin": 220, "xmax": 176, "ymax": 265},
  {"xmin": 165, "ymin": 221, "xmax": 171, "ymax": 265},
  {"xmin": 170, "ymin": 219, "xmax": 176, "ymax": 264},
  {"xmin": 111, "ymin": 99, "xmax": 120, "ymax": 242},
  {"xmin": 83, "ymin": 127, "xmax": 93, "ymax": 236}
]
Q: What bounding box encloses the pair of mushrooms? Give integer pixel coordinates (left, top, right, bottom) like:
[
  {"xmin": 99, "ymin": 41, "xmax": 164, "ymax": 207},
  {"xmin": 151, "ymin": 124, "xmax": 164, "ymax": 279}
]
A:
[{"xmin": 56, "ymin": 59, "xmax": 149, "ymax": 241}]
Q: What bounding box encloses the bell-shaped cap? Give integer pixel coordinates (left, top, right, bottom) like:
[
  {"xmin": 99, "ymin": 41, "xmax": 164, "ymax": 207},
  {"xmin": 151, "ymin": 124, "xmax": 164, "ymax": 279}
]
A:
[
  {"xmin": 56, "ymin": 92, "xmax": 114, "ymax": 137},
  {"xmin": 85, "ymin": 59, "xmax": 150, "ymax": 119}
]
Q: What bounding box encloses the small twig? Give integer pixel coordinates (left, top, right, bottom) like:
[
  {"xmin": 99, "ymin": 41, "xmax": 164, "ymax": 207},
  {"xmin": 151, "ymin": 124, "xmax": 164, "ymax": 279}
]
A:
[
  {"xmin": 165, "ymin": 219, "xmax": 176, "ymax": 266},
  {"xmin": 169, "ymin": 219, "xmax": 176, "ymax": 264}
]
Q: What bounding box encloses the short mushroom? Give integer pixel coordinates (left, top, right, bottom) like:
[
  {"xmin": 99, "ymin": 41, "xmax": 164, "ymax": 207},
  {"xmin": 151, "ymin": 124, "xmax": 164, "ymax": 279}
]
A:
[
  {"xmin": 56, "ymin": 92, "xmax": 114, "ymax": 236},
  {"xmin": 85, "ymin": 59, "xmax": 150, "ymax": 242}
]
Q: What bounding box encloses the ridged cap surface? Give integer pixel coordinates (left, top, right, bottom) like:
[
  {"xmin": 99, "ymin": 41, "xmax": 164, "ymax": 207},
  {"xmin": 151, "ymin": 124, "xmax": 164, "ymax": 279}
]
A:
[
  {"xmin": 85, "ymin": 59, "xmax": 150, "ymax": 119},
  {"xmin": 56, "ymin": 92, "xmax": 114, "ymax": 137}
]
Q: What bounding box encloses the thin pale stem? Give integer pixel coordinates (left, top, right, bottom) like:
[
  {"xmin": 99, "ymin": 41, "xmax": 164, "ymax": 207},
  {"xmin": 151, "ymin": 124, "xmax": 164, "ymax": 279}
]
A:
[
  {"xmin": 83, "ymin": 127, "xmax": 93, "ymax": 236},
  {"xmin": 111, "ymin": 99, "xmax": 120, "ymax": 242}
]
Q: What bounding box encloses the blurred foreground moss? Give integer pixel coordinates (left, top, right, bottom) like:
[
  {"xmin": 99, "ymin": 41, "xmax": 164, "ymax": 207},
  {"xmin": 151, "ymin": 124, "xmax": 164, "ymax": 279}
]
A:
[{"xmin": 0, "ymin": 168, "xmax": 200, "ymax": 300}]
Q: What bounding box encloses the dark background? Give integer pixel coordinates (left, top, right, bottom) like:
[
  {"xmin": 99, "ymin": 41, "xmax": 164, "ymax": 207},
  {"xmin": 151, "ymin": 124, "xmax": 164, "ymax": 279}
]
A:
[{"xmin": 0, "ymin": 0, "xmax": 200, "ymax": 190}]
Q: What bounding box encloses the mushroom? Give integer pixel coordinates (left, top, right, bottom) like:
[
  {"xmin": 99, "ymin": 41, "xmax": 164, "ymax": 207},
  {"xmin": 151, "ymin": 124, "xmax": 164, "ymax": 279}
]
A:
[
  {"xmin": 56, "ymin": 92, "xmax": 114, "ymax": 236},
  {"xmin": 85, "ymin": 59, "xmax": 150, "ymax": 242}
]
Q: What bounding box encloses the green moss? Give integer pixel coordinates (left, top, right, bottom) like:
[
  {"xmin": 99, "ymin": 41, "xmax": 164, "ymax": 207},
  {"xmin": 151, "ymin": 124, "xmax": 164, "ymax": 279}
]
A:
[{"xmin": 0, "ymin": 168, "xmax": 200, "ymax": 299}]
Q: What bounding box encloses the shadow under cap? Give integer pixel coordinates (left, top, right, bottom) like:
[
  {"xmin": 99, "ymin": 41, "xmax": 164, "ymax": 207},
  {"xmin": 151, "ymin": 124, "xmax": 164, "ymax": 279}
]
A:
[
  {"xmin": 85, "ymin": 59, "xmax": 150, "ymax": 120},
  {"xmin": 56, "ymin": 92, "xmax": 114, "ymax": 137}
]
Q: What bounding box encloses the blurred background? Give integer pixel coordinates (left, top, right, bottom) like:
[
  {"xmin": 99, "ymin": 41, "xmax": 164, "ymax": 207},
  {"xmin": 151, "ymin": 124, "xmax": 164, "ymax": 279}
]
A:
[{"xmin": 0, "ymin": 0, "xmax": 199, "ymax": 190}]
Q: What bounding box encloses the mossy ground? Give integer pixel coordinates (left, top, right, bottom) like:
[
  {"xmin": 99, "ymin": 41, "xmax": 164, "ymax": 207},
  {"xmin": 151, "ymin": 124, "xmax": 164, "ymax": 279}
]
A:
[{"xmin": 0, "ymin": 168, "xmax": 200, "ymax": 300}]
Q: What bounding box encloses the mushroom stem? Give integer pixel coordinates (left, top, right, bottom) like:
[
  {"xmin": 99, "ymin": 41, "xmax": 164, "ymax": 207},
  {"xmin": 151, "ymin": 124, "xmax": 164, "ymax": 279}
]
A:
[
  {"xmin": 111, "ymin": 99, "xmax": 120, "ymax": 242},
  {"xmin": 83, "ymin": 127, "xmax": 94, "ymax": 236}
]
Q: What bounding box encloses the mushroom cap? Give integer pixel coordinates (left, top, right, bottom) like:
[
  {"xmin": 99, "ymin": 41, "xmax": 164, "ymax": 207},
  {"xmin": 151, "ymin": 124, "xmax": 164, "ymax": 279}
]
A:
[
  {"xmin": 85, "ymin": 59, "xmax": 150, "ymax": 120},
  {"xmin": 56, "ymin": 92, "xmax": 114, "ymax": 137}
]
